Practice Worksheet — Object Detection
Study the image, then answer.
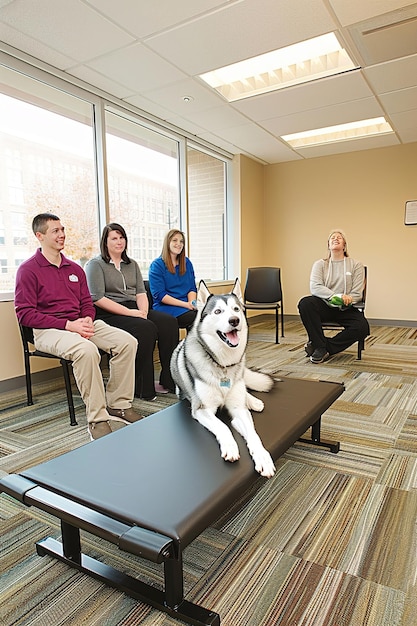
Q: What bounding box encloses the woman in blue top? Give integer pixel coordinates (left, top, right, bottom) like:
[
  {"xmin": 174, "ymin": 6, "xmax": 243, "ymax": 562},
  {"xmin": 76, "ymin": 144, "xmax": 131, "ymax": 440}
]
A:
[{"xmin": 149, "ymin": 229, "xmax": 197, "ymax": 330}]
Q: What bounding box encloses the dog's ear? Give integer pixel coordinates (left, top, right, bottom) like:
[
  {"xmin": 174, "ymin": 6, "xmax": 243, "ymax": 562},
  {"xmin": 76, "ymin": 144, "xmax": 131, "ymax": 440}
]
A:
[
  {"xmin": 231, "ymin": 278, "xmax": 243, "ymax": 303},
  {"xmin": 197, "ymin": 279, "xmax": 211, "ymax": 306}
]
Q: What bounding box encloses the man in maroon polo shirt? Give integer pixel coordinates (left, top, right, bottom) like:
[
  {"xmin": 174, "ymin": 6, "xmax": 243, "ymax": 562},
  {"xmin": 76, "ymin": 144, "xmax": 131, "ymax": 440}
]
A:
[{"xmin": 15, "ymin": 213, "xmax": 141, "ymax": 440}]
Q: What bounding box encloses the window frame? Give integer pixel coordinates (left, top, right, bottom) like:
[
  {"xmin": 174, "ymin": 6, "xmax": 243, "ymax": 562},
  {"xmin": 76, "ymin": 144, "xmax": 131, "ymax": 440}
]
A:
[{"xmin": 0, "ymin": 50, "xmax": 236, "ymax": 301}]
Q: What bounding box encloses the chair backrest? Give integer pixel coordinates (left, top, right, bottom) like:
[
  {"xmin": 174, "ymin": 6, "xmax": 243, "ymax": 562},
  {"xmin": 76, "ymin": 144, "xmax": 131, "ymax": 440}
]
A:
[
  {"xmin": 354, "ymin": 265, "xmax": 367, "ymax": 309},
  {"xmin": 244, "ymin": 267, "xmax": 283, "ymax": 304},
  {"xmin": 361, "ymin": 266, "xmax": 367, "ymax": 304},
  {"xmin": 19, "ymin": 323, "xmax": 35, "ymax": 349},
  {"xmin": 143, "ymin": 280, "xmax": 153, "ymax": 310}
]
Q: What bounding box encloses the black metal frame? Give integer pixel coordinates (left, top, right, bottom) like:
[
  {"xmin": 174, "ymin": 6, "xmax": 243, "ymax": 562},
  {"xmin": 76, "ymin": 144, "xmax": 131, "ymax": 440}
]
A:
[{"xmin": 18, "ymin": 323, "xmax": 77, "ymax": 426}]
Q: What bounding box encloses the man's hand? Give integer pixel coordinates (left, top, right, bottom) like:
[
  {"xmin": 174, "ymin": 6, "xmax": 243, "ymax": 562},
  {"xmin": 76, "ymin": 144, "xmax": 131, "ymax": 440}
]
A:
[{"xmin": 65, "ymin": 316, "xmax": 95, "ymax": 338}]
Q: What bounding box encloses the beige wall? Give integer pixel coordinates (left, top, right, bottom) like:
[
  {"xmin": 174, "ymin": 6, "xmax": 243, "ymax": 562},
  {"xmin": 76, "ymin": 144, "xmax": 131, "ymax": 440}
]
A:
[
  {"xmin": 2, "ymin": 142, "xmax": 416, "ymax": 385},
  {"xmin": 261, "ymin": 142, "xmax": 417, "ymax": 321},
  {"xmin": 1, "ymin": 299, "xmax": 57, "ymax": 383},
  {"xmin": 237, "ymin": 154, "xmax": 266, "ymax": 281}
]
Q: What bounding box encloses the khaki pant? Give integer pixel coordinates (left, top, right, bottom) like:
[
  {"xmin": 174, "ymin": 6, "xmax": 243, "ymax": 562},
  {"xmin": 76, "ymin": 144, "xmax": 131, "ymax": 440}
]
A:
[{"xmin": 34, "ymin": 320, "xmax": 137, "ymax": 424}]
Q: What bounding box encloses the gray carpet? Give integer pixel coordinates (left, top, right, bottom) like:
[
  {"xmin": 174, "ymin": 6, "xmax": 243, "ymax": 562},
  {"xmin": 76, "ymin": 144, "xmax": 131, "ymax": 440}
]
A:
[{"xmin": 1, "ymin": 318, "xmax": 417, "ymax": 625}]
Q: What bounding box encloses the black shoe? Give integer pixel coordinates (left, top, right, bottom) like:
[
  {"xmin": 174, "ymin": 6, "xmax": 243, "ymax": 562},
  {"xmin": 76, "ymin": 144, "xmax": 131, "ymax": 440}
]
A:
[
  {"xmin": 304, "ymin": 341, "xmax": 314, "ymax": 357},
  {"xmin": 310, "ymin": 348, "xmax": 330, "ymax": 364}
]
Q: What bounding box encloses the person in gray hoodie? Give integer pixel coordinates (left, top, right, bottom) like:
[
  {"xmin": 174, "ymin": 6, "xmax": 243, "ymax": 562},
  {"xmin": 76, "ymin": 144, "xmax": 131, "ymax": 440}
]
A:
[{"xmin": 298, "ymin": 229, "xmax": 369, "ymax": 364}]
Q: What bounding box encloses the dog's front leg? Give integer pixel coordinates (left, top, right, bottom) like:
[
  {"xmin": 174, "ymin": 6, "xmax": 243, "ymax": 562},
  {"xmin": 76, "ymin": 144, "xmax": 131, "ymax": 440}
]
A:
[
  {"xmin": 229, "ymin": 408, "xmax": 276, "ymax": 478},
  {"xmin": 246, "ymin": 392, "xmax": 264, "ymax": 412},
  {"xmin": 192, "ymin": 407, "xmax": 240, "ymax": 462}
]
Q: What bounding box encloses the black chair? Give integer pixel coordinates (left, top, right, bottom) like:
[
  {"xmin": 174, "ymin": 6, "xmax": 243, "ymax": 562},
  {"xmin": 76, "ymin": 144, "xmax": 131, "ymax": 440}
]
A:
[
  {"xmin": 244, "ymin": 267, "xmax": 284, "ymax": 344},
  {"xmin": 143, "ymin": 280, "xmax": 153, "ymax": 310},
  {"xmin": 321, "ymin": 266, "xmax": 368, "ymax": 360},
  {"xmin": 18, "ymin": 323, "xmax": 77, "ymax": 426}
]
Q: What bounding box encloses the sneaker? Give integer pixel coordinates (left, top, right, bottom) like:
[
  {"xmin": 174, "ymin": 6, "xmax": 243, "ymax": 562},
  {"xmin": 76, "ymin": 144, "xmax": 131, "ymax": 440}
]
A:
[
  {"xmin": 304, "ymin": 341, "xmax": 314, "ymax": 357},
  {"xmin": 155, "ymin": 382, "xmax": 170, "ymax": 394},
  {"xmin": 310, "ymin": 348, "xmax": 330, "ymax": 364},
  {"xmin": 106, "ymin": 407, "xmax": 143, "ymax": 423},
  {"xmin": 88, "ymin": 421, "xmax": 112, "ymax": 440}
]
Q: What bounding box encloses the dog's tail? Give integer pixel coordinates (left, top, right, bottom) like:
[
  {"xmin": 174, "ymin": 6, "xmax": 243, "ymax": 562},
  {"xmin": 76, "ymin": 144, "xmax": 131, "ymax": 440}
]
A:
[{"xmin": 244, "ymin": 368, "xmax": 274, "ymax": 392}]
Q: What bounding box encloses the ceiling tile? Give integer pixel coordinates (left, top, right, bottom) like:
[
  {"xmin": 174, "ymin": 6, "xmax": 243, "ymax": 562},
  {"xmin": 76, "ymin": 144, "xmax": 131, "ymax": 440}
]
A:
[
  {"xmin": 217, "ymin": 121, "xmax": 299, "ymax": 162},
  {"xmin": 122, "ymin": 94, "xmax": 177, "ymax": 122},
  {"xmin": 328, "ymin": 0, "xmax": 416, "ymax": 27},
  {"xmin": 146, "ymin": 0, "xmax": 336, "ymax": 75},
  {"xmin": 68, "ymin": 65, "xmax": 136, "ymax": 100},
  {"xmin": 141, "ymin": 78, "xmax": 225, "ymax": 113},
  {"xmin": 390, "ymin": 110, "xmax": 417, "ymax": 141},
  {"xmin": 364, "ymin": 54, "xmax": 417, "ymax": 93},
  {"xmin": 86, "ymin": 44, "xmax": 187, "ymax": 93},
  {"xmin": 232, "ymin": 71, "xmax": 373, "ymax": 121},
  {"xmin": 189, "ymin": 130, "xmax": 242, "ymax": 156},
  {"xmin": 379, "ymin": 86, "xmax": 417, "ymax": 114},
  {"xmin": 0, "ymin": 22, "xmax": 76, "ymax": 69},
  {"xmin": 167, "ymin": 105, "xmax": 249, "ymax": 133},
  {"xmin": 260, "ymin": 97, "xmax": 384, "ymax": 137},
  {"xmin": 0, "ymin": 0, "xmax": 135, "ymax": 62},
  {"xmin": 85, "ymin": 0, "xmax": 230, "ymax": 38}
]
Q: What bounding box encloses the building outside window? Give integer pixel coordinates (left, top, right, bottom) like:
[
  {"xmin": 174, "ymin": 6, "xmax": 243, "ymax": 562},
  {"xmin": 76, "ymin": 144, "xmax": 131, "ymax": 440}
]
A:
[{"xmin": 0, "ymin": 56, "xmax": 233, "ymax": 295}]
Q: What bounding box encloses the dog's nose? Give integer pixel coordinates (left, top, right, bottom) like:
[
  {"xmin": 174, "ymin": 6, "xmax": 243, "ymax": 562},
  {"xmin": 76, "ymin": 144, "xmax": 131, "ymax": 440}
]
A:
[{"xmin": 229, "ymin": 316, "xmax": 239, "ymax": 327}]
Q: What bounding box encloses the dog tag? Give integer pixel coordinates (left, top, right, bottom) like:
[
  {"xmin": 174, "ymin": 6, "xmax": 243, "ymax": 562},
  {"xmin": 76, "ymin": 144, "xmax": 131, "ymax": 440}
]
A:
[{"xmin": 220, "ymin": 377, "xmax": 231, "ymax": 388}]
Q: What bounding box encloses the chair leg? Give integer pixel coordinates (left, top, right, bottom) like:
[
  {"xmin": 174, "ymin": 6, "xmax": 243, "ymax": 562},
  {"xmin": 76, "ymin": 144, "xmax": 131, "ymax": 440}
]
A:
[
  {"xmin": 280, "ymin": 306, "xmax": 284, "ymax": 337},
  {"xmin": 275, "ymin": 308, "xmax": 279, "ymax": 344},
  {"xmin": 24, "ymin": 355, "xmax": 34, "ymax": 406},
  {"xmin": 61, "ymin": 360, "xmax": 78, "ymax": 426},
  {"xmin": 357, "ymin": 338, "xmax": 365, "ymax": 360}
]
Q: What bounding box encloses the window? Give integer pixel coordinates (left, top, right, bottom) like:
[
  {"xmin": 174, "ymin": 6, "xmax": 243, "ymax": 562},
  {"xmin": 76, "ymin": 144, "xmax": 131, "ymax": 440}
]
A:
[
  {"xmin": 105, "ymin": 109, "xmax": 179, "ymax": 275},
  {"xmin": 0, "ymin": 64, "xmax": 98, "ymax": 291},
  {"xmin": 187, "ymin": 147, "xmax": 227, "ymax": 281},
  {"xmin": 0, "ymin": 54, "xmax": 233, "ymax": 296}
]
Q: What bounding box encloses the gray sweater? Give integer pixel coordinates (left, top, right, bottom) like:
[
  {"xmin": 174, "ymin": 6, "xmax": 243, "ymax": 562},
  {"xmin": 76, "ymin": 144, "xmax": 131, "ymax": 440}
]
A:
[
  {"xmin": 310, "ymin": 257, "xmax": 364, "ymax": 304},
  {"xmin": 85, "ymin": 255, "xmax": 145, "ymax": 304}
]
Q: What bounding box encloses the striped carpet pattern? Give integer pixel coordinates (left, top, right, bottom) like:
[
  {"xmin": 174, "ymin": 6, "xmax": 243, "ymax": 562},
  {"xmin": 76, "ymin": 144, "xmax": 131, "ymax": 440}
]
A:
[{"xmin": 1, "ymin": 318, "xmax": 417, "ymax": 625}]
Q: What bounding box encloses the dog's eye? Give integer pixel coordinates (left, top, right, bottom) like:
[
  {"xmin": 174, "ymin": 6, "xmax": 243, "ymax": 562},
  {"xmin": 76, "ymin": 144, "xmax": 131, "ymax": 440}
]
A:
[
  {"xmin": 214, "ymin": 308, "xmax": 222, "ymax": 315},
  {"xmin": 233, "ymin": 306, "xmax": 240, "ymax": 312}
]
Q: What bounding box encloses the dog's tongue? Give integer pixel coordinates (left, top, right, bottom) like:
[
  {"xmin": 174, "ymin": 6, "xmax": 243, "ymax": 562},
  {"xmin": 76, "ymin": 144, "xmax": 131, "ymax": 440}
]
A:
[{"xmin": 226, "ymin": 329, "xmax": 239, "ymax": 346}]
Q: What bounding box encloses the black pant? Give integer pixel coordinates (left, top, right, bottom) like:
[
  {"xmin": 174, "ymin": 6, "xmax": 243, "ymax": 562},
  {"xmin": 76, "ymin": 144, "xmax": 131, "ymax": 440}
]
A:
[
  {"xmin": 95, "ymin": 302, "xmax": 179, "ymax": 398},
  {"xmin": 298, "ymin": 295, "xmax": 369, "ymax": 355},
  {"xmin": 177, "ymin": 309, "xmax": 197, "ymax": 331}
]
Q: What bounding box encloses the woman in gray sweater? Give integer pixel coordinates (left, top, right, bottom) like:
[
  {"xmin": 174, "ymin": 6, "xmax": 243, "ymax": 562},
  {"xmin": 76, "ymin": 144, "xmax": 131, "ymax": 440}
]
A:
[
  {"xmin": 86, "ymin": 223, "xmax": 178, "ymax": 400},
  {"xmin": 298, "ymin": 229, "xmax": 369, "ymax": 364}
]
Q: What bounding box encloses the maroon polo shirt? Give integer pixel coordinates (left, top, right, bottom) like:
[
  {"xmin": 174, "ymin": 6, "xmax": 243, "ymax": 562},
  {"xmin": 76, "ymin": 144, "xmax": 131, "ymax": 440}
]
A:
[{"xmin": 15, "ymin": 248, "xmax": 95, "ymax": 330}]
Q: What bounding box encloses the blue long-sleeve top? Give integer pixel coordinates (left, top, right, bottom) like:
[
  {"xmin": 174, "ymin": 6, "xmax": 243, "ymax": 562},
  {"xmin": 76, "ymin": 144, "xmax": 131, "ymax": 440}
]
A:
[{"xmin": 148, "ymin": 256, "xmax": 196, "ymax": 318}]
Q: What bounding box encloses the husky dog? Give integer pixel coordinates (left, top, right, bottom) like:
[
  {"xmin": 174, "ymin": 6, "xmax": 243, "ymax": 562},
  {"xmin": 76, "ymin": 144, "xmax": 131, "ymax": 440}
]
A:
[{"xmin": 170, "ymin": 280, "xmax": 276, "ymax": 478}]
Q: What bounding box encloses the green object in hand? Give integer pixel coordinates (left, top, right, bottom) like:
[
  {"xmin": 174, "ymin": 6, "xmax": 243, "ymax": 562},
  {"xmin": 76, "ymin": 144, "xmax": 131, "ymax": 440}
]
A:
[{"xmin": 329, "ymin": 294, "xmax": 344, "ymax": 306}]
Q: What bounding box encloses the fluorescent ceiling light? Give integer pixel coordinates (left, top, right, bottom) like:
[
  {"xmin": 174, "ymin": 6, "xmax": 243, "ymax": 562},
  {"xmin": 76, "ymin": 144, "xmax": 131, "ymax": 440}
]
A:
[
  {"xmin": 282, "ymin": 117, "xmax": 394, "ymax": 148},
  {"xmin": 199, "ymin": 33, "xmax": 359, "ymax": 101}
]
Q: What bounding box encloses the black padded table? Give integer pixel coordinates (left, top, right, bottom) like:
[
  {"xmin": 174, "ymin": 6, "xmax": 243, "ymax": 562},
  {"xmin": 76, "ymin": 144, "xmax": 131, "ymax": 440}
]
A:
[{"xmin": 1, "ymin": 377, "xmax": 343, "ymax": 626}]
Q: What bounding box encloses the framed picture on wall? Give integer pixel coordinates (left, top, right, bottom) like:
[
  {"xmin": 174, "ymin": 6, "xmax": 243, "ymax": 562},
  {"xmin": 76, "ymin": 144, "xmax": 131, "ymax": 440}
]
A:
[{"xmin": 405, "ymin": 200, "xmax": 417, "ymax": 225}]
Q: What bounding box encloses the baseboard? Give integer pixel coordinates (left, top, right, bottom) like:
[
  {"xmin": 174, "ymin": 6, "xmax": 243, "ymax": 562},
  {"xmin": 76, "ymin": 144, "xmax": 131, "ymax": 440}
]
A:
[
  {"xmin": 248, "ymin": 313, "xmax": 417, "ymax": 328},
  {"xmin": 0, "ymin": 367, "xmax": 63, "ymax": 394}
]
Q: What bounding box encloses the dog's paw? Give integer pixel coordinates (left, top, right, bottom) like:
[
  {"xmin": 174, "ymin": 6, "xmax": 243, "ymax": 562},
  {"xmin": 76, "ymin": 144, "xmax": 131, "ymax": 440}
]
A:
[
  {"xmin": 219, "ymin": 436, "xmax": 240, "ymax": 462},
  {"xmin": 253, "ymin": 449, "xmax": 276, "ymax": 478},
  {"xmin": 247, "ymin": 394, "xmax": 264, "ymax": 412}
]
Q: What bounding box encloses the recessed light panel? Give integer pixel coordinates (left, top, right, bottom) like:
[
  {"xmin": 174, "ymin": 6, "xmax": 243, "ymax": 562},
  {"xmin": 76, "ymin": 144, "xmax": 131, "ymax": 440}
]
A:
[
  {"xmin": 199, "ymin": 33, "xmax": 359, "ymax": 101},
  {"xmin": 282, "ymin": 117, "xmax": 394, "ymax": 148}
]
